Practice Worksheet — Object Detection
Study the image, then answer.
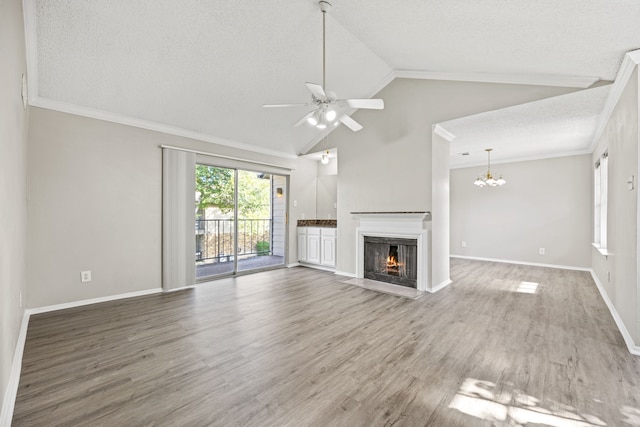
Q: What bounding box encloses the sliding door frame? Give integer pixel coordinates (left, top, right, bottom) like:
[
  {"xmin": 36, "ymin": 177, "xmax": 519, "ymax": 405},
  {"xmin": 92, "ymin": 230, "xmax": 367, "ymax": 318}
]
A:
[{"xmin": 195, "ymin": 161, "xmax": 289, "ymax": 282}]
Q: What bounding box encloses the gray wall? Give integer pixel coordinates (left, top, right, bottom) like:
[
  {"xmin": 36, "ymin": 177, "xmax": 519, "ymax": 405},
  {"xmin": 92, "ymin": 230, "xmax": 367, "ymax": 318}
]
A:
[
  {"xmin": 450, "ymin": 154, "xmax": 592, "ymax": 268},
  {"xmin": 27, "ymin": 107, "xmax": 316, "ymax": 307},
  {"xmin": 0, "ymin": 0, "xmax": 29, "ymax": 415},
  {"xmin": 290, "ymin": 158, "xmax": 318, "ymax": 226},
  {"xmin": 313, "ymin": 78, "xmax": 577, "ymax": 280},
  {"xmin": 591, "ymin": 67, "xmax": 639, "ymax": 345},
  {"xmin": 316, "ymin": 157, "xmax": 337, "ymax": 220}
]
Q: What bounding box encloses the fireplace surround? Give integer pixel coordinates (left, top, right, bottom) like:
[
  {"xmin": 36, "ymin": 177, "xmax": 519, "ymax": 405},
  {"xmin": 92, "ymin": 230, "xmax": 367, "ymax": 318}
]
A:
[{"xmin": 353, "ymin": 212, "xmax": 430, "ymax": 291}]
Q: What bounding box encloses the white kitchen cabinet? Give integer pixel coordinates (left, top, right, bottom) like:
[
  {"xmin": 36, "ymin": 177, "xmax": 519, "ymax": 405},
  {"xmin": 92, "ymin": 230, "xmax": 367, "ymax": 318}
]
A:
[
  {"xmin": 306, "ymin": 228, "xmax": 321, "ymax": 264},
  {"xmin": 297, "ymin": 227, "xmax": 307, "ymax": 262},
  {"xmin": 320, "ymin": 228, "xmax": 336, "ymax": 267},
  {"xmin": 297, "ymin": 227, "xmax": 336, "ymax": 269}
]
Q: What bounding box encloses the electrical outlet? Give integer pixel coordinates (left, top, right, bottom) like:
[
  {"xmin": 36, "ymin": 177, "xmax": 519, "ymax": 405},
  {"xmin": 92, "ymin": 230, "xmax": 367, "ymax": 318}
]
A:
[
  {"xmin": 293, "ymin": 200, "xmax": 298, "ymax": 207},
  {"xmin": 81, "ymin": 270, "xmax": 92, "ymax": 283},
  {"xmin": 461, "ymin": 241, "xmax": 467, "ymax": 248},
  {"xmin": 539, "ymin": 248, "xmax": 545, "ymax": 255}
]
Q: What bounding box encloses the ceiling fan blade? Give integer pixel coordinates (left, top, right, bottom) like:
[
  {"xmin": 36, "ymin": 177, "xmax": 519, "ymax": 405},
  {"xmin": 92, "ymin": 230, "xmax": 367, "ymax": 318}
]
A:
[
  {"xmin": 263, "ymin": 103, "xmax": 308, "ymax": 108},
  {"xmin": 293, "ymin": 111, "xmax": 316, "ymax": 127},
  {"xmin": 305, "ymin": 82, "xmax": 327, "ymax": 100},
  {"xmin": 345, "ymin": 99, "xmax": 384, "ymax": 109},
  {"xmin": 339, "ymin": 115, "xmax": 363, "ymax": 132}
]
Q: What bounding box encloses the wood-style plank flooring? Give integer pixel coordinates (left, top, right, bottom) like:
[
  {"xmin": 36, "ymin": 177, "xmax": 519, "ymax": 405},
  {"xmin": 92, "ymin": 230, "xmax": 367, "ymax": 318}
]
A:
[{"xmin": 13, "ymin": 259, "xmax": 640, "ymax": 426}]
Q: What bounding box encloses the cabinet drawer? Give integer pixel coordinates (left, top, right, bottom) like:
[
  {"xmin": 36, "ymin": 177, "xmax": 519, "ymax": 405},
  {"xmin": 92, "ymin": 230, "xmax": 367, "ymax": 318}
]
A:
[{"xmin": 320, "ymin": 228, "xmax": 336, "ymax": 237}]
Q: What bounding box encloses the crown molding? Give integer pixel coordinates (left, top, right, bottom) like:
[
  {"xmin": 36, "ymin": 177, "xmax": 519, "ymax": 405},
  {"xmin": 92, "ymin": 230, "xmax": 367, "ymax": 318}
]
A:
[
  {"xmin": 22, "ymin": 0, "xmax": 38, "ymax": 104},
  {"xmin": 433, "ymin": 124, "xmax": 456, "ymax": 142},
  {"xmin": 29, "ymin": 97, "xmax": 299, "ymax": 160},
  {"xmin": 449, "ymin": 148, "xmax": 593, "ymax": 169},
  {"xmin": 394, "ymin": 69, "xmax": 600, "ymax": 89},
  {"xmin": 589, "ymin": 49, "xmax": 640, "ymax": 152}
]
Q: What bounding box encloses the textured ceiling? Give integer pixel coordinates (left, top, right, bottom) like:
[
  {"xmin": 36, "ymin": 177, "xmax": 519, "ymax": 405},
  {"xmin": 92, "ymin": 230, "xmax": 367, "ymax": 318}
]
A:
[
  {"xmin": 441, "ymin": 85, "xmax": 611, "ymax": 168},
  {"xmin": 26, "ymin": 0, "xmax": 640, "ymax": 159}
]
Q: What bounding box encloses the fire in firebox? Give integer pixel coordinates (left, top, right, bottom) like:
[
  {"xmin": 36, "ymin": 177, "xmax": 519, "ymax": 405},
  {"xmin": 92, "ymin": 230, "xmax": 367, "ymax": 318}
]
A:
[{"xmin": 385, "ymin": 246, "xmax": 403, "ymax": 275}]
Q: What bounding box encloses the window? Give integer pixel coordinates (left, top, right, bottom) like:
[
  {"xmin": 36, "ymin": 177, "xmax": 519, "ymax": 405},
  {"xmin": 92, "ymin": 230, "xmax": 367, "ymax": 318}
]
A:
[{"xmin": 594, "ymin": 151, "xmax": 608, "ymax": 250}]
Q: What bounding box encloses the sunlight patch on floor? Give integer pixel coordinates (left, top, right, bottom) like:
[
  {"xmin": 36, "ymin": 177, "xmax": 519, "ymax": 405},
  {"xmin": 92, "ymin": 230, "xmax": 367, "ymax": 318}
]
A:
[
  {"xmin": 448, "ymin": 378, "xmax": 607, "ymax": 426},
  {"xmin": 516, "ymin": 281, "xmax": 539, "ymax": 294}
]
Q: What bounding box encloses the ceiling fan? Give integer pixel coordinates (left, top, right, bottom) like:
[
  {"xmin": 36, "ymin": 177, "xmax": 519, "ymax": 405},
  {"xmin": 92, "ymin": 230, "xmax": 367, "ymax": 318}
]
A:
[{"xmin": 263, "ymin": 1, "xmax": 384, "ymax": 132}]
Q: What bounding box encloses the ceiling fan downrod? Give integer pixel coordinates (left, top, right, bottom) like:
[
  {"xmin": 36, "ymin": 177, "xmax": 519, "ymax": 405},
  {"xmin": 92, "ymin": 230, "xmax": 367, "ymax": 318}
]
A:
[{"xmin": 319, "ymin": 1, "xmax": 331, "ymax": 90}]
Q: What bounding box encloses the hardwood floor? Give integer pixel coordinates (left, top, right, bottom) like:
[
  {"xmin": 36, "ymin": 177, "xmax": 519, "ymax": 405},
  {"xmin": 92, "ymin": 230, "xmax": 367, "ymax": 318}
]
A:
[{"xmin": 13, "ymin": 259, "xmax": 640, "ymax": 426}]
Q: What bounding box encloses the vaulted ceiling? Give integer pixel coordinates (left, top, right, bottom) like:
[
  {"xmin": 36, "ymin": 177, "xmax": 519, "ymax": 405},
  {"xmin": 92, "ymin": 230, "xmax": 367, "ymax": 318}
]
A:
[{"xmin": 24, "ymin": 0, "xmax": 640, "ymax": 162}]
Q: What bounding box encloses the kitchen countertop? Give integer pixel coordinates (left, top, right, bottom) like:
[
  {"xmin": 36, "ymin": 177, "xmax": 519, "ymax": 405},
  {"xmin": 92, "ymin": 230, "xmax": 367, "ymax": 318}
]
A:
[{"xmin": 297, "ymin": 219, "xmax": 337, "ymax": 227}]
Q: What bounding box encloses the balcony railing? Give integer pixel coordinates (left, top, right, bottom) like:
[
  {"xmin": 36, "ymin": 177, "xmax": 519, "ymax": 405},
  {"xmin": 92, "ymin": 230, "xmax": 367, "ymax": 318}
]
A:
[{"xmin": 195, "ymin": 218, "xmax": 271, "ymax": 262}]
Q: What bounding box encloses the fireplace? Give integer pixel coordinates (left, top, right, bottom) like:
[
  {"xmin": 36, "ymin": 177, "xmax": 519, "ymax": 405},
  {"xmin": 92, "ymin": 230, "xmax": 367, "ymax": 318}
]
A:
[
  {"xmin": 353, "ymin": 211, "xmax": 430, "ymax": 291},
  {"xmin": 363, "ymin": 236, "xmax": 417, "ymax": 288}
]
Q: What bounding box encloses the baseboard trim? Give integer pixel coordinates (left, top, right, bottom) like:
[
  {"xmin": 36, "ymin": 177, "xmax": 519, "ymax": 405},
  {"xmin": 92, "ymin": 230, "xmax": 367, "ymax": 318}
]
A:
[
  {"xmin": 429, "ymin": 279, "xmax": 452, "ymax": 293},
  {"xmin": 450, "ymin": 255, "xmax": 591, "ymax": 272},
  {"xmin": 286, "ymin": 262, "xmax": 301, "ymax": 268},
  {"xmin": 297, "ymin": 263, "xmax": 336, "ymax": 273},
  {"xmin": 0, "ymin": 311, "xmax": 29, "ymax": 427},
  {"xmin": 589, "ymin": 270, "xmax": 640, "ymax": 356},
  {"xmin": 28, "ymin": 288, "xmax": 163, "ymax": 315},
  {"xmin": 334, "ymin": 270, "xmax": 357, "ymax": 278}
]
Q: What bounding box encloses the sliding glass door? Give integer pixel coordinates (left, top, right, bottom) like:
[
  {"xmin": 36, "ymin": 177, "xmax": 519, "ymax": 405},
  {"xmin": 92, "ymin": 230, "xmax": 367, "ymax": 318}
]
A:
[{"xmin": 195, "ymin": 164, "xmax": 287, "ymax": 280}]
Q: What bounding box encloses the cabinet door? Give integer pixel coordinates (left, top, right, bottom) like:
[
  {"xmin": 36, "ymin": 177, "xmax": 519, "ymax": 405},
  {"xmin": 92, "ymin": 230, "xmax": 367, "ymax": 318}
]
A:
[
  {"xmin": 321, "ymin": 235, "xmax": 336, "ymax": 267},
  {"xmin": 297, "ymin": 231, "xmax": 307, "ymax": 262},
  {"xmin": 307, "ymin": 234, "xmax": 321, "ymax": 264}
]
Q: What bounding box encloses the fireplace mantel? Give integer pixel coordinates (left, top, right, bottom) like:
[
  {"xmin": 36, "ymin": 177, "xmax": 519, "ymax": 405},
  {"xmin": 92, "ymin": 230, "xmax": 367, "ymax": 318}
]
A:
[
  {"xmin": 351, "ymin": 211, "xmax": 431, "ymax": 222},
  {"xmin": 353, "ymin": 211, "xmax": 430, "ymax": 291}
]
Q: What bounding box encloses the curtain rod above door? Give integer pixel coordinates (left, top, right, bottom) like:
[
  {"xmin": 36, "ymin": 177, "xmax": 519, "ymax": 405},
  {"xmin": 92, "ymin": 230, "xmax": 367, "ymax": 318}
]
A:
[{"xmin": 160, "ymin": 145, "xmax": 294, "ymax": 171}]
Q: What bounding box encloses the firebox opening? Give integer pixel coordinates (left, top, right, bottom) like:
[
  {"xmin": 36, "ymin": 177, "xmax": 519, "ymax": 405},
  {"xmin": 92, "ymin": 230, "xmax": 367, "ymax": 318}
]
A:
[{"xmin": 363, "ymin": 236, "xmax": 417, "ymax": 288}]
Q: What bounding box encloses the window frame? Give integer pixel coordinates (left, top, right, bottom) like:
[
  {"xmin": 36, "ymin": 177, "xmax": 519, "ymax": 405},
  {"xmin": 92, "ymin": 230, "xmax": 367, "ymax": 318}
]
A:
[{"xmin": 593, "ymin": 150, "xmax": 608, "ymax": 254}]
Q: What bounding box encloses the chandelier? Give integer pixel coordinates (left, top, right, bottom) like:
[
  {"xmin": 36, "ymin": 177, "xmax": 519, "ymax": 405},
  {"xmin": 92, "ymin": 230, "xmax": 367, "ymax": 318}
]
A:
[{"xmin": 473, "ymin": 148, "xmax": 506, "ymax": 187}]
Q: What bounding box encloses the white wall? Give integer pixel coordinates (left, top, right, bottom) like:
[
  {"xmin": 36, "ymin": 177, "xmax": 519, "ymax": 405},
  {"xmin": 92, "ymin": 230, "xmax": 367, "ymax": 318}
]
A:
[
  {"xmin": 451, "ymin": 155, "xmax": 592, "ymax": 268},
  {"xmin": 313, "ymin": 78, "xmax": 578, "ymax": 279},
  {"xmin": 591, "ymin": 64, "xmax": 639, "ymax": 347},
  {"xmin": 27, "ymin": 107, "xmax": 316, "ymax": 307},
  {"xmin": 431, "ymin": 133, "xmax": 450, "ymax": 288},
  {"xmin": 0, "ymin": 0, "xmax": 28, "ymax": 419}
]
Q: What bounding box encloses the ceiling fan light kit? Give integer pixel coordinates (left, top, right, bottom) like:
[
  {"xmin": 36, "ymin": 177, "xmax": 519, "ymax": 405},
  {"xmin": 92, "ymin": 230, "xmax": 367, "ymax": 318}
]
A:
[
  {"xmin": 320, "ymin": 149, "xmax": 330, "ymax": 164},
  {"xmin": 263, "ymin": 1, "xmax": 384, "ymax": 132}
]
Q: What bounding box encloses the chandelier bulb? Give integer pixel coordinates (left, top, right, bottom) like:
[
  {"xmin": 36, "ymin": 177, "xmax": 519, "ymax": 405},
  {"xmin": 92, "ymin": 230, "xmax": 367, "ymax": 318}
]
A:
[{"xmin": 473, "ymin": 148, "xmax": 505, "ymax": 188}]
